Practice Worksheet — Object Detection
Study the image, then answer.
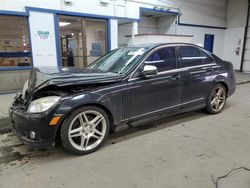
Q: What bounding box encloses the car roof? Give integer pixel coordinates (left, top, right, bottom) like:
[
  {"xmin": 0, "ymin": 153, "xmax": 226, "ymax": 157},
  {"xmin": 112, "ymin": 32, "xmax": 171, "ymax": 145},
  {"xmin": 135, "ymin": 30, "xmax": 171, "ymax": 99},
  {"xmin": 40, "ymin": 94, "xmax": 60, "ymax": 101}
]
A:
[
  {"xmin": 127, "ymin": 43, "xmax": 203, "ymax": 49},
  {"xmin": 125, "ymin": 43, "xmax": 214, "ymax": 57}
]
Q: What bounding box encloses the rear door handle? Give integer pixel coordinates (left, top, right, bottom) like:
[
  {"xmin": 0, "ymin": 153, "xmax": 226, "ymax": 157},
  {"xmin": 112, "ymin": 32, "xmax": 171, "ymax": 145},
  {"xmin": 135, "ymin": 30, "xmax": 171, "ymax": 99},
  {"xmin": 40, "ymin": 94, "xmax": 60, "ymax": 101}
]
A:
[{"xmin": 171, "ymin": 74, "xmax": 181, "ymax": 81}]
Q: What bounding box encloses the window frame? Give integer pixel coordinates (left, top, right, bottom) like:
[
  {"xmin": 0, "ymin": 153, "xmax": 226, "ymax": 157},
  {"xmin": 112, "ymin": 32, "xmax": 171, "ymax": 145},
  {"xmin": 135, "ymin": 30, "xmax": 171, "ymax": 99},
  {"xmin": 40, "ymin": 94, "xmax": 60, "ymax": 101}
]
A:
[
  {"xmin": 129, "ymin": 45, "xmax": 180, "ymax": 80},
  {"xmin": 199, "ymin": 48, "xmax": 215, "ymax": 64},
  {"xmin": 144, "ymin": 46, "xmax": 178, "ymax": 72},
  {"xmin": 178, "ymin": 45, "xmax": 215, "ymax": 68}
]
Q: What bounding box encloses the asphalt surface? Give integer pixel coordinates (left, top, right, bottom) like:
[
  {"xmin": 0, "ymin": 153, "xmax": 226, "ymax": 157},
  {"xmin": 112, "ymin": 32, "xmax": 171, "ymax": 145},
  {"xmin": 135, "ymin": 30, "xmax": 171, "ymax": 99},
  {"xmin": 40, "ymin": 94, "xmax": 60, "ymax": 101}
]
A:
[{"xmin": 0, "ymin": 83, "xmax": 250, "ymax": 188}]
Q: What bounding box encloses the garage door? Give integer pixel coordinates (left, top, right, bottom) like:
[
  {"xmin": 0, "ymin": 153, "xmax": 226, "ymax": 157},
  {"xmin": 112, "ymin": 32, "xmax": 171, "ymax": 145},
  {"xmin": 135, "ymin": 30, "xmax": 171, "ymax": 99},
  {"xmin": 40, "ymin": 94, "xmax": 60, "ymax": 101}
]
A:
[{"xmin": 243, "ymin": 7, "xmax": 250, "ymax": 71}]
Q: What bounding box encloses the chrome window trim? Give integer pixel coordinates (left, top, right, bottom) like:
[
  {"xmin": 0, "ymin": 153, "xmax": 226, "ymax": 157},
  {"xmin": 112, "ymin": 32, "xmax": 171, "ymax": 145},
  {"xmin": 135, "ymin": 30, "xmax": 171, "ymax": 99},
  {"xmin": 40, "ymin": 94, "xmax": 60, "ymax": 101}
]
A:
[
  {"xmin": 180, "ymin": 63, "xmax": 216, "ymax": 71},
  {"xmin": 145, "ymin": 60, "xmax": 164, "ymax": 64},
  {"xmin": 128, "ymin": 63, "xmax": 216, "ymax": 82}
]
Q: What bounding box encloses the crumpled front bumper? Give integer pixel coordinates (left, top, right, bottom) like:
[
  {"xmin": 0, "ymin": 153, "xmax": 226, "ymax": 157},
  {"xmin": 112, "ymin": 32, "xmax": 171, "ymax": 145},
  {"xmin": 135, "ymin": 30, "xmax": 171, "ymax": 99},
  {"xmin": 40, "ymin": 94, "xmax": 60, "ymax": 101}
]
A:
[{"xmin": 9, "ymin": 105, "xmax": 59, "ymax": 149}]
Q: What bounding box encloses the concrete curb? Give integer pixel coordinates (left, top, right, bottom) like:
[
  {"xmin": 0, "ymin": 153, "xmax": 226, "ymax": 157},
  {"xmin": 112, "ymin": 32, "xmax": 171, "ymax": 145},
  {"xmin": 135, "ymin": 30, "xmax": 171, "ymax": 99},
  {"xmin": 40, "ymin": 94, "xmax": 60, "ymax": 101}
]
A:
[{"xmin": 236, "ymin": 81, "xmax": 250, "ymax": 85}]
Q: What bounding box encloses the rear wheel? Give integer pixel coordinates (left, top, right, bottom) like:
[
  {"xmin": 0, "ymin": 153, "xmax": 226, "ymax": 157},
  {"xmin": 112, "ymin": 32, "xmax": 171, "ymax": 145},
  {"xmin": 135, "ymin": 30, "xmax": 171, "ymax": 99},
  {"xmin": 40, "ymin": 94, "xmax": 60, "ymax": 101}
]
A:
[
  {"xmin": 206, "ymin": 84, "xmax": 227, "ymax": 114},
  {"xmin": 61, "ymin": 106, "xmax": 110, "ymax": 155}
]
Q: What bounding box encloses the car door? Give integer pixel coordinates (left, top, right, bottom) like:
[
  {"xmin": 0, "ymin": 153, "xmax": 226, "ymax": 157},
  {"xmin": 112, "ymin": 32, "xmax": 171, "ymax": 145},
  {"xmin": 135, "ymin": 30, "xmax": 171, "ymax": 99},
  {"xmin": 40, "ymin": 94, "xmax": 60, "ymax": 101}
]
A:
[
  {"xmin": 128, "ymin": 46, "xmax": 182, "ymax": 121},
  {"xmin": 178, "ymin": 45, "xmax": 216, "ymax": 108}
]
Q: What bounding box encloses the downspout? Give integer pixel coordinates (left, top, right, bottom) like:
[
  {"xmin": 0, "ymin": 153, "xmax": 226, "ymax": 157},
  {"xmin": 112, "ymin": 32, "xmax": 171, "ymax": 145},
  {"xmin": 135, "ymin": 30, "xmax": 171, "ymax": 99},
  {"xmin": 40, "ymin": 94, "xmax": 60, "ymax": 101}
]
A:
[{"xmin": 240, "ymin": 0, "xmax": 250, "ymax": 72}]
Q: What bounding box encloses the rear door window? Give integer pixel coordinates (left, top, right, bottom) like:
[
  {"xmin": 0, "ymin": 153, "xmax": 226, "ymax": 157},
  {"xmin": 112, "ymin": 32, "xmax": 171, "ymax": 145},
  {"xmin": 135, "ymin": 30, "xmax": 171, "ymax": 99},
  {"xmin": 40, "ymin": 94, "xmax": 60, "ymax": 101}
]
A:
[
  {"xmin": 179, "ymin": 46, "xmax": 203, "ymax": 67},
  {"xmin": 200, "ymin": 50, "xmax": 214, "ymax": 64},
  {"xmin": 145, "ymin": 47, "xmax": 177, "ymax": 72},
  {"xmin": 179, "ymin": 46, "xmax": 215, "ymax": 67}
]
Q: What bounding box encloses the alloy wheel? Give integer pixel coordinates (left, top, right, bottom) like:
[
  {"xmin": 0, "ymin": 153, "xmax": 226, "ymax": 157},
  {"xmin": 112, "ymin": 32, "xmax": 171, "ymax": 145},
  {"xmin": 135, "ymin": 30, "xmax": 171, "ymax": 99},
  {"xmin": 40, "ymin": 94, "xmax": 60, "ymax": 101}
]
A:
[
  {"xmin": 210, "ymin": 86, "xmax": 226, "ymax": 112},
  {"xmin": 68, "ymin": 110, "xmax": 107, "ymax": 151}
]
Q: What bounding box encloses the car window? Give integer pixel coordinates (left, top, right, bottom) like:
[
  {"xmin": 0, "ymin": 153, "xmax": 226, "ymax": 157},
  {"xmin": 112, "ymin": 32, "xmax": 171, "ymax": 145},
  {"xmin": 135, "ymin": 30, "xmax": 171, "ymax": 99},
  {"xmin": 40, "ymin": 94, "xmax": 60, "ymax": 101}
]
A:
[
  {"xmin": 88, "ymin": 47, "xmax": 150, "ymax": 75},
  {"xmin": 200, "ymin": 50, "xmax": 214, "ymax": 64},
  {"xmin": 179, "ymin": 46, "xmax": 215, "ymax": 67},
  {"xmin": 179, "ymin": 46, "xmax": 203, "ymax": 67},
  {"xmin": 145, "ymin": 47, "xmax": 177, "ymax": 72}
]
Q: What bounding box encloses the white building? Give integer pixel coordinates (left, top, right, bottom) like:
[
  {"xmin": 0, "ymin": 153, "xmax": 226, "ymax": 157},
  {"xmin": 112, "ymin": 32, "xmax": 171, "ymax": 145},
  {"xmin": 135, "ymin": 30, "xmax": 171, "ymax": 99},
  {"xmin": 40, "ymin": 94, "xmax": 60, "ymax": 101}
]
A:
[{"xmin": 0, "ymin": 0, "xmax": 249, "ymax": 92}]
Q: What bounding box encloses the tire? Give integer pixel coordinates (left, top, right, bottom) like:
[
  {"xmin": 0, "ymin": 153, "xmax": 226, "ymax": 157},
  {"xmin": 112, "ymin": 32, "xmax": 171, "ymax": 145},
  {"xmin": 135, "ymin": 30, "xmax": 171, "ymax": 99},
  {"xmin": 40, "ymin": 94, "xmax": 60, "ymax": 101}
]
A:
[
  {"xmin": 61, "ymin": 106, "xmax": 110, "ymax": 155},
  {"xmin": 206, "ymin": 84, "xmax": 227, "ymax": 114}
]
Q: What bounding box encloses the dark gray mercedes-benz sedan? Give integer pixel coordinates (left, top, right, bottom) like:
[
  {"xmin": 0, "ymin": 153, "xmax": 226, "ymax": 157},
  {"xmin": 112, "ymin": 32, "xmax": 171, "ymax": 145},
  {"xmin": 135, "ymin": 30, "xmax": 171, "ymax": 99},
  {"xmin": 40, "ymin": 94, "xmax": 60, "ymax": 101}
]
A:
[{"xmin": 9, "ymin": 43, "xmax": 236, "ymax": 155}]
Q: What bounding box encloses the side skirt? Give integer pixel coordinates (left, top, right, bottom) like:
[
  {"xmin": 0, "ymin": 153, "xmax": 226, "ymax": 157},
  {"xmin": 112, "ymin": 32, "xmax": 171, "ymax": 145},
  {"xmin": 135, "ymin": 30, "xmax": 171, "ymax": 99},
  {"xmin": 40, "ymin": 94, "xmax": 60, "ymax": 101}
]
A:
[{"xmin": 129, "ymin": 104, "xmax": 206, "ymax": 128}]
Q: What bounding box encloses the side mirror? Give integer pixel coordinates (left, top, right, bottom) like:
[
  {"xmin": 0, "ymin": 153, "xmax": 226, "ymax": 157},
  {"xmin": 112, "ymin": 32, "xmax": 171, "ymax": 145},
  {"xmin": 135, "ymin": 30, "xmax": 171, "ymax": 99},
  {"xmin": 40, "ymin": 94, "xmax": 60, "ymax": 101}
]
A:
[{"xmin": 141, "ymin": 65, "xmax": 158, "ymax": 76}]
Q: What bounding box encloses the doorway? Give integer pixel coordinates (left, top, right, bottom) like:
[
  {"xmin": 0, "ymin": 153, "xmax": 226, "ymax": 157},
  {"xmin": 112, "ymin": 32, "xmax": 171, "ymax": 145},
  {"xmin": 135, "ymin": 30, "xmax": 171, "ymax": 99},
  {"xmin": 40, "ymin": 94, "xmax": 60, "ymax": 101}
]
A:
[
  {"xmin": 204, "ymin": 34, "xmax": 214, "ymax": 53},
  {"xmin": 58, "ymin": 16, "xmax": 107, "ymax": 67}
]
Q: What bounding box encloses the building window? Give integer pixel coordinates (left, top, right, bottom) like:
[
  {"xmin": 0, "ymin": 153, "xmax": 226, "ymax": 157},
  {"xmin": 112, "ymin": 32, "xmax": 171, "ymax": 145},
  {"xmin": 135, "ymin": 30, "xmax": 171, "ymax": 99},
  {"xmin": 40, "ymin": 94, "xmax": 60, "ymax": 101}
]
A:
[
  {"xmin": 0, "ymin": 16, "xmax": 31, "ymax": 68},
  {"xmin": 58, "ymin": 15, "xmax": 107, "ymax": 68}
]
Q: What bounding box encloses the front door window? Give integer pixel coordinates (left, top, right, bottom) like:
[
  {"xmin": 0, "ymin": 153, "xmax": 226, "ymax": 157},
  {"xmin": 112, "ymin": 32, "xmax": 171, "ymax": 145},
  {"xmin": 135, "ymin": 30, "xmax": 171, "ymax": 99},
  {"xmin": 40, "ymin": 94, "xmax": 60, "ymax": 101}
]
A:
[{"xmin": 145, "ymin": 47, "xmax": 177, "ymax": 72}]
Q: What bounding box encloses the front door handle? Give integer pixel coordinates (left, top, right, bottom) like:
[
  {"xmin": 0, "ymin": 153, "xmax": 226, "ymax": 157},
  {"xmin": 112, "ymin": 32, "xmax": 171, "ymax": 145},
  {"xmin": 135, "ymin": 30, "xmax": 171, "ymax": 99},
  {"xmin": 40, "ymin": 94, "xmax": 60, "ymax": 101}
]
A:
[
  {"xmin": 171, "ymin": 74, "xmax": 181, "ymax": 81},
  {"xmin": 207, "ymin": 67, "xmax": 213, "ymax": 72}
]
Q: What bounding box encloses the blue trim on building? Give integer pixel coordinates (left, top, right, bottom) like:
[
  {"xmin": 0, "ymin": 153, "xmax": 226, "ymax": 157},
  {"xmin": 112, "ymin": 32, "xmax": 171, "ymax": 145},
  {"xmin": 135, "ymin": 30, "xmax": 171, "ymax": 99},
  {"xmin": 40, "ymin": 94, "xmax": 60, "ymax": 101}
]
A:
[
  {"xmin": 0, "ymin": 52, "xmax": 31, "ymax": 57},
  {"xmin": 25, "ymin": 7, "xmax": 139, "ymax": 21},
  {"xmin": 178, "ymin": 22, "xmax": 226, "ymax": 30},
  {"xmin": 139, "ymin": 7, "xmax": 179, "ymax": 22},
  {"xmin": 25, "ymin": 6, "xmax": 127, "ymax": 67},
  {"xmin": 0, "ymin": 10, "xmax": 28, "ymax": 16},
  {"xmin": 140, "ymin": 7, "xmax": 180, "ymax": 16},
  {"xmin": 53, "ymin": 13, "xmax": 61, "ymax": 68},
  {"xmin": 0, "ymin": 66, "xmax": 32, "ymax": 71}
]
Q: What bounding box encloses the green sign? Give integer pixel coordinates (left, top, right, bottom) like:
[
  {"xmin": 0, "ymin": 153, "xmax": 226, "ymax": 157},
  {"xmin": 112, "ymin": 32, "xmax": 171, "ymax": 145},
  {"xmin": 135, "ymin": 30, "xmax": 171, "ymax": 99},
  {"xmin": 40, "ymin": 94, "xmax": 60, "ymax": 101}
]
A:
[{"xmin": 38, "ymin": 31, "xmax": 50, "ymax": 40}]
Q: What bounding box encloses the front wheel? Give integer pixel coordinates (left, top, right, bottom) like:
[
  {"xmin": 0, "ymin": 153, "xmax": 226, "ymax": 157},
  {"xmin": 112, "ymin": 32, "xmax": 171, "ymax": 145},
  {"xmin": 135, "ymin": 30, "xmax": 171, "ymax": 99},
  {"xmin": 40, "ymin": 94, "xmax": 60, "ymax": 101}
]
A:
[
  {"xmin": 206, "ymin": 84, "xmax": 227, "ymax": 114},
  {"xmin": 61, "ymin": 106, "xmax": 110, "ymax": 155}
]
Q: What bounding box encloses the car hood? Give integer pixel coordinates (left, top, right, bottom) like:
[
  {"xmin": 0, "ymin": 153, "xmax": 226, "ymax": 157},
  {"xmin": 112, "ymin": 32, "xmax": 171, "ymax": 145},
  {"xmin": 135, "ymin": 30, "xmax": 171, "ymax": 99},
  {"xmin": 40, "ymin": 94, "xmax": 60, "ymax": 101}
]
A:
[{"xmin": 28, "ymin": 67, "xmax": 122, "ymax": 92}]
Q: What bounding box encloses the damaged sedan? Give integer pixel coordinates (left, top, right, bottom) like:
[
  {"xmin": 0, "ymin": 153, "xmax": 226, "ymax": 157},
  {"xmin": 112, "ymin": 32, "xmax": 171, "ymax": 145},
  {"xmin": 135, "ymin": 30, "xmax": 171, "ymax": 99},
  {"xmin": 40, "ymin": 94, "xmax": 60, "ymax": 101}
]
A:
[{"xmin": 9, "ymin": 43, "xmax": 236, "ymax": 155}]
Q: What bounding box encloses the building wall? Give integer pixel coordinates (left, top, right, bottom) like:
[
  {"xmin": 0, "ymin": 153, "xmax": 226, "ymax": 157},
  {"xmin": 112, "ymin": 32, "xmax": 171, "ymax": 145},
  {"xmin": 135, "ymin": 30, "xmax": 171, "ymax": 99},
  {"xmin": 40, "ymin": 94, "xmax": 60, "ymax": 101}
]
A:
[
  {"xmin": 176, "ymin": 26, "xmax": 225, "ymax": 58},
  {"xmin": 118, "ymin": 23, "xmax": 132, "ymax": 47},
  {"xmin": 223, "ymin": 0, "xmax": 248, "ymax": 70},
  {"xmin": 110, "ymin": 19, "xmax": 118, "ymax": 49},
  {"xmin": 128, "ymin": 0, "xmax": 227, "ymax": 27},
  {"xmin": 157, "ymin": 15, "xmax": 177, "ymax": 34},
  {"xmin": 0, "ymin": 0, "xmax": 228, "ymax": 66},
  {"xmin": 0, "ymin": 0, "xmax": 246, "ymax": 92},
  {"xmin": 119, "ymin": 0, "xmax": 227, "ymax": 58},
  {"xmin": 0, "ymin": 70, "xmax": 29, "ymax": 93},
  {"xmin": 138, "ymin": 16, "xmax": 157, "ymax": 34}
]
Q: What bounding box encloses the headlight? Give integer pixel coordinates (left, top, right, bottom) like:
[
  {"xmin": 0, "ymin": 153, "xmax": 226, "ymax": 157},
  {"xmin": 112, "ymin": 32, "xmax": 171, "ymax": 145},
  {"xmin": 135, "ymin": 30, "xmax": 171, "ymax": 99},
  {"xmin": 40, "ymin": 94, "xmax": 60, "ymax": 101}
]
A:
[{"xmin": 27, "ymin": 96, "xmax": 61, "ymax": 113}]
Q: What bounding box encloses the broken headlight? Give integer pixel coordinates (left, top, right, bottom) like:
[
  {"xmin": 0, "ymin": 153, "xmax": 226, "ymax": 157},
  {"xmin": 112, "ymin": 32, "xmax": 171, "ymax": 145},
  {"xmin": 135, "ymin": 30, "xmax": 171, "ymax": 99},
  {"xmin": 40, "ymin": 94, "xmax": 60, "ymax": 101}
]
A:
[{"xmin": 27, "ymin": 96, "xmax": 61, "ymax": 113}]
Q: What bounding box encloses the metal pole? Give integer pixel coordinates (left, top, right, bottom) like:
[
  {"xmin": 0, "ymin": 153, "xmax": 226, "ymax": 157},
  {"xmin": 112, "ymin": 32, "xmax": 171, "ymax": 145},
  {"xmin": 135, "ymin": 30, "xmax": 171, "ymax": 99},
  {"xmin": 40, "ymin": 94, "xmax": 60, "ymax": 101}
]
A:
[{"xmin": 240, "ymin": 0, "xmax": 250, "ymax": 72}]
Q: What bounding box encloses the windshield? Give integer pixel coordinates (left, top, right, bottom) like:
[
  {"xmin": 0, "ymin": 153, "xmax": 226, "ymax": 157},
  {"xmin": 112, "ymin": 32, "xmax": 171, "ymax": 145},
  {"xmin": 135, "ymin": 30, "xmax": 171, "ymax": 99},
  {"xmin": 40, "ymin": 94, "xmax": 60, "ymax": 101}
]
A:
[{"xmin": 88, "ymin": 47, "xmax": 150, "ymax": 74}]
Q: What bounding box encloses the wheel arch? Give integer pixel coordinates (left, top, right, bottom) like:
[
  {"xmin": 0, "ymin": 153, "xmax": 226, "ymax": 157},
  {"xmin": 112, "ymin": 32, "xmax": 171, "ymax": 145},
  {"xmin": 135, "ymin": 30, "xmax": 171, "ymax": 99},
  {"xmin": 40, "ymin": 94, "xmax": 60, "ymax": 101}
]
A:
[
  {"xmin": 84, "ymin": 103, "xmax": 115, "ymax": 132},
  {"xmin": 214, "ymin": 75, "xmax": 230, "ymax": 96},
  {"xmin": 216, "ymin": 81, "xmax": 229, "ymax": 96}
]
